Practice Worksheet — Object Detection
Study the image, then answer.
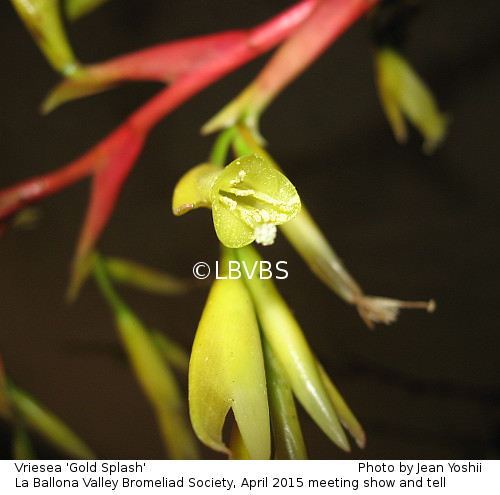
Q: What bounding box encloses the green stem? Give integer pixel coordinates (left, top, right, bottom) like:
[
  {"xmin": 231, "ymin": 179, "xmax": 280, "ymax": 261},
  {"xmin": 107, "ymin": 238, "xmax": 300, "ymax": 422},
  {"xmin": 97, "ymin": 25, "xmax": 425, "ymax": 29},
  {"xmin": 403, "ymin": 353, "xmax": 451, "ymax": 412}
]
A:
[
  {"xmin": 209, "ymin": 127, "xmax": 238, "ymax": 166},
  {"xmin": 92, "ymin": 254, "xmax": 123, "ymax": 311}
]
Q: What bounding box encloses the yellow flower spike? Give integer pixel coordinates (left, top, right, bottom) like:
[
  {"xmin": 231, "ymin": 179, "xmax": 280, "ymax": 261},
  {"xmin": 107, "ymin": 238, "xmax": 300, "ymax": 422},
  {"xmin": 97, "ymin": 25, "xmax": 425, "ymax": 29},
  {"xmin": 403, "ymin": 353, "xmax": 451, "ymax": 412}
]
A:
[
  {"xmin": 10, "ymin": 0, "xmax": 81, "ymax": 76},
  {"xmin": 237, "ymin": 245, "xmax": 350, "ymax": 452},
  {"xmin": 172, "ymin": 163, "xmax": 222, "ymax": 216},
  {"xmin": 189, "ymin": 250, "xmax": 270, "ymax": 459},
  {"xmin": 375, "ymin": 47, "xmax": 448, "ymax": 154},
  {"xmin": 210, "ymin": 154, "xmax": 301, "ymax": 248}
]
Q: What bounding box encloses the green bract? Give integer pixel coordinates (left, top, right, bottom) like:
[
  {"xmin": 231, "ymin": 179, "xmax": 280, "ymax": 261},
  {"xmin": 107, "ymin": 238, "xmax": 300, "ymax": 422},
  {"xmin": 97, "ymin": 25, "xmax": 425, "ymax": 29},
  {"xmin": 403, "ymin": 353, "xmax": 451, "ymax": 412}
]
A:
[{"xmin": 211, "ymin": 154, "xmax": 301, "ymax": 248}]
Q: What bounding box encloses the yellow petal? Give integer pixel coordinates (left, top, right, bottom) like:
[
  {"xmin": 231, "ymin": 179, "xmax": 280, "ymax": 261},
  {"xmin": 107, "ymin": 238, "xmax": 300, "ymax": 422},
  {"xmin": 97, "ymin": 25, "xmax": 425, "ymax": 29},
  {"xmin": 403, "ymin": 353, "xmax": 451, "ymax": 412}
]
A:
[
  {"xmin": 211, "ymin": 154, "xmax": 300, "ymax": 248},
  {"xmin": 189, "ymin": 269, "xmax": 270, "ymax": 459},
  {"xmin": 172, "ymin": 163, "xmax": 222, "ymax": 216}
]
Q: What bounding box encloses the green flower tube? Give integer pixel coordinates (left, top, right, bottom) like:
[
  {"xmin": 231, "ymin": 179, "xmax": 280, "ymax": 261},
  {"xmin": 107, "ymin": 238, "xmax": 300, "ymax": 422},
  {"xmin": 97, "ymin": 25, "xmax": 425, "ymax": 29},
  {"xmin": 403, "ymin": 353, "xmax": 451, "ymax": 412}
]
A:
[{"xmin": 263, "ymin": 338, "xmax": 307, "ymax": 459}]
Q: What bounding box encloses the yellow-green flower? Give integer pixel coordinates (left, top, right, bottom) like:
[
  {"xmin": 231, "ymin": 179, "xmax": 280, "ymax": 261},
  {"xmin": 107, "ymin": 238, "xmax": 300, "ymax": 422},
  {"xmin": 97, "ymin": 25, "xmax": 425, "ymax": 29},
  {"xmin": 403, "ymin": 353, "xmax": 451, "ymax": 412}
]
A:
[
  {"xmin": 375, "ymin": 47, "xmax": 448, "ymax": 154},
  {"xmin": 172, "ymin": 154, "xmax": 301, "ymax": 248}
]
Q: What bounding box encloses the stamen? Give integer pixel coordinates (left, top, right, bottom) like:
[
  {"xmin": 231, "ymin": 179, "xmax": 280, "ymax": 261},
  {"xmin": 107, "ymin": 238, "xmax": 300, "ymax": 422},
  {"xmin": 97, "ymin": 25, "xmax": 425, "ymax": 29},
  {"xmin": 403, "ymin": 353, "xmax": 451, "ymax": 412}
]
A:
[{"xmin": 254, "ymin": 223, "xmax": 277, "ymax": 246}]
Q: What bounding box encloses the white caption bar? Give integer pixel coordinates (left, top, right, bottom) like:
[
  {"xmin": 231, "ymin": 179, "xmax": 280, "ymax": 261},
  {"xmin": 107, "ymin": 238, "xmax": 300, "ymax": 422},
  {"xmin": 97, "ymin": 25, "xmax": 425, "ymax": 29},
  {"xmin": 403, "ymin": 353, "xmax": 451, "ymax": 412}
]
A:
[{"xmin": 0, "ymin": 460, "xmax": 495, "ymax": 494}]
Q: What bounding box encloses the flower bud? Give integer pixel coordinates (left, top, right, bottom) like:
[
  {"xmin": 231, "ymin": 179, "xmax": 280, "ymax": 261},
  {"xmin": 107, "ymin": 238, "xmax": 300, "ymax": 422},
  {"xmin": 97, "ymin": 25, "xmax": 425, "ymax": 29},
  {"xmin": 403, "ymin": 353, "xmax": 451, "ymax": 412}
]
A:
[{"xmin": 375, "ymin": 47, "xmax": 448, "ymax": 153}]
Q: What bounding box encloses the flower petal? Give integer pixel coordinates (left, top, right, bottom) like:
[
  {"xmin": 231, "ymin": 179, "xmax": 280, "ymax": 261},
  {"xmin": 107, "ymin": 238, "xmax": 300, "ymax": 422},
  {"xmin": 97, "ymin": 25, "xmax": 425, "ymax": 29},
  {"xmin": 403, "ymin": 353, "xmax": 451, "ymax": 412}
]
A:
[
  {"xmin": 172, "ymin": 163, "xmax": 222, "ymax": 216},
  {"xmin": 189, "ymin": 263, "xmax": 270, "ymax": 459},
  {"xmin": 211, "ymin": 155, "xmax": 300, "ymax": 248}
]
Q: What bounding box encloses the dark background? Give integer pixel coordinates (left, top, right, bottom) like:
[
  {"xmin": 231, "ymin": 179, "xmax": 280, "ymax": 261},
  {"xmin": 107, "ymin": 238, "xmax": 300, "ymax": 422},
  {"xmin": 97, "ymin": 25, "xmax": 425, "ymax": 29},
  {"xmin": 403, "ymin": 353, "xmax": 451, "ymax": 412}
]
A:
[{"xmin": 0, "ymin": 0, "xmax": 499, "ymax": 459}]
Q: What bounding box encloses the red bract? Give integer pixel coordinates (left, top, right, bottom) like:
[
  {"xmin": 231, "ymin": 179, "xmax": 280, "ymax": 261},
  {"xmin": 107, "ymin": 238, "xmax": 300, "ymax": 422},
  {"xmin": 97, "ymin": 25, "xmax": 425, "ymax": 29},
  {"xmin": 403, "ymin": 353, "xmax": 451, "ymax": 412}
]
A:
[
  {"xmin": 251, "ymin": 0, "xmax": 379, "ymax": 108},
  {"xmin": 204, "ymin": 0, "xmax": 380, "ymax": 135},
  {"xmin": 43, "ymin": 0, "xmax": 317, "ymax": 113},
  {"xmin": 69, "ymin": 123, "xmax": 146, "ymax": 297}
]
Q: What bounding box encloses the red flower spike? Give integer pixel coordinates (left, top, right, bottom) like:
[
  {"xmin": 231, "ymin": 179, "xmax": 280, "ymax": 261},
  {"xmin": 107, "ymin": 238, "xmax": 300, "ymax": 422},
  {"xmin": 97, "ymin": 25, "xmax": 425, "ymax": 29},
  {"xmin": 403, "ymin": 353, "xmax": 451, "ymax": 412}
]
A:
[{"xmin": 43, "ymin": 0, "xmax": 317, "ymax": 113}]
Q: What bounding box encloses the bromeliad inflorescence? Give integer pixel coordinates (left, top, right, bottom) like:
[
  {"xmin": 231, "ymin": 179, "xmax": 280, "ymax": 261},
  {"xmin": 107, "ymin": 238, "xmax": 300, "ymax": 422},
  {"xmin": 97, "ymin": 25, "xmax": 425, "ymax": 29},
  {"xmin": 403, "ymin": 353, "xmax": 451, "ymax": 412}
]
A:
[{"xmin": 1, "ymin": 0, "xmax": 443, "ymax": 460}]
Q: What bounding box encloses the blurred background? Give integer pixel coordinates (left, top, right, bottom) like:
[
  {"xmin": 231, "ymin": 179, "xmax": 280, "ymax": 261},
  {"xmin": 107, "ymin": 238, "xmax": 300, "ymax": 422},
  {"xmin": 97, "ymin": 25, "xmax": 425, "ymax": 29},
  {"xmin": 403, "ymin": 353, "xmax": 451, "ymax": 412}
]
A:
[{"xmin": 0, "ymin": 0, "xmax": 499, "ymax": 459}]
